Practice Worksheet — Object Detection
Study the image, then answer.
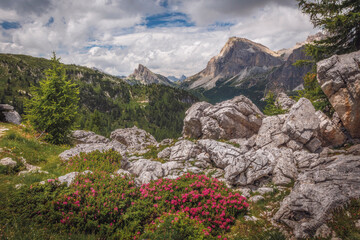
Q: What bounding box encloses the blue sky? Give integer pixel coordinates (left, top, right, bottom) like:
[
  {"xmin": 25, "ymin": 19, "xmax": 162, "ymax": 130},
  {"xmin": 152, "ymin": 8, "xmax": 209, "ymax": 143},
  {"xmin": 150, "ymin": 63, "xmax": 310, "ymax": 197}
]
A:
[{"xmin": 0, "ymin": 0, "xmax": 317, "ymax": 77}]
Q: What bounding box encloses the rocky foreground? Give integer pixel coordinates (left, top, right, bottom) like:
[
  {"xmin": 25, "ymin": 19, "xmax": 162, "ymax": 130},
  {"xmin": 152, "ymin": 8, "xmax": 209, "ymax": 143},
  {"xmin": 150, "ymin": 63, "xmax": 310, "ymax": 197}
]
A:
[{"xmin": 57, "ymin": 87, "xmax": 360, "ymax": 238}]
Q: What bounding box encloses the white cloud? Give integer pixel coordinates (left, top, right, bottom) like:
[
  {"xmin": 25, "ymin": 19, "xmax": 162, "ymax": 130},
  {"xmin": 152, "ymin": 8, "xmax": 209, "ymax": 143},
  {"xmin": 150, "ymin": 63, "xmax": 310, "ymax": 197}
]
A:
[{"xmin": 0, "ymin": 0, "xmax": 317, "ymax": 78}]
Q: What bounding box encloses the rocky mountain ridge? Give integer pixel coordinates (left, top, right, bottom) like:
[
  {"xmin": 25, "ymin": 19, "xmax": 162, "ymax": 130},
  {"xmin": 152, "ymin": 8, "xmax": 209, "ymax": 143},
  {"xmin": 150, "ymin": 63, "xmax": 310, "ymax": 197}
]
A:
[
  {"xmin": 182, "ymin": 34, "xmax": 323, "ymax": 105},
  {"xmin": 126, "ymin": 64, "xmax": 174, "ymax": 86}
]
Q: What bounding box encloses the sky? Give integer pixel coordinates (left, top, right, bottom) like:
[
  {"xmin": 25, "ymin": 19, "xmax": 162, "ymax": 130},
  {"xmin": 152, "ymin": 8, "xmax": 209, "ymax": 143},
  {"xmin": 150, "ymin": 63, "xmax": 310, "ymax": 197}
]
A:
[{"xmin": 0, "ymin": 0, "xmax": 318, "ymax": 77}]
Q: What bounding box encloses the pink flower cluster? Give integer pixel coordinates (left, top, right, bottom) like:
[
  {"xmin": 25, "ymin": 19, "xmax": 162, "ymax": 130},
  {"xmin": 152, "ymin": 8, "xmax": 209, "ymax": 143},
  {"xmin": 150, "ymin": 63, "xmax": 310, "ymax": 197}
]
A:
[{"xmin": 139, "ymin": 173, "xmax": 248, "ymax": 236}]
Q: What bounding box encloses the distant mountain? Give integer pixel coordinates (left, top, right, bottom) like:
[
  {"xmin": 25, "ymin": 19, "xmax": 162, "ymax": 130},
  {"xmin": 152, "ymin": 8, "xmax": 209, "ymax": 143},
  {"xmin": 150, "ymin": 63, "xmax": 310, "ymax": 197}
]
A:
[
  {"xmin": 167, "ymin": 75, "xmax": 186, "ymax": 82},
  {"xmin": 126, "ymin": 64, "xmax": 174, "ymax": 86},
  {"xmin": 0, "ymin": 54, "xmax": 197, "ymax": 140},
  {"xmin": 181, "ymin": 35, "xmax": 317, "ymax": 106}
]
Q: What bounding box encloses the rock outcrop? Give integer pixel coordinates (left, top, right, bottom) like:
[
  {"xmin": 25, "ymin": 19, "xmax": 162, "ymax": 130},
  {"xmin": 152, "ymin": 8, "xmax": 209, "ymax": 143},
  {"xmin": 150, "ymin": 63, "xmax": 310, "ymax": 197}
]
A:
[
  {"xmin": 317, "ymin": 50, "xmax": 360, "ymax": 138},
  {"xmin": 70, "ymin": 130, "xmax": 110, "ymax": 144},
  {"xmin": 59, "ymin": 140, "xmax": 127, "ymax": 161},
  {"xmin": 276, "ymin": 92, "xmax": 296, "ymax": 110},
  {"xmin": 110, "ymin": 126, "xmax": 157, "ymax": 151},
  {"xmin": 0, "ymin": 104, "xmax": 21, "ymax": 125},
  {"xmin": 274, "ymin": 154, "xmax": 360, "ymax": 238},
  {"xmin": 183, "ymin": 96, "xmax": 264, "ymax": 140},
  {"xmin": 56, "ymin": 93, "xmax": 358, "ymax": 238}
]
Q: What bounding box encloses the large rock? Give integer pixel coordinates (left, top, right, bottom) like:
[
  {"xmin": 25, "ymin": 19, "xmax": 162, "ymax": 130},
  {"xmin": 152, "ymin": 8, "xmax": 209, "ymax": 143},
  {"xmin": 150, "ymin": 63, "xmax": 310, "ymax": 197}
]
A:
[
  {"xmin": 110, "ymin": 126, "xmax": 157, "ymax": 151},
  {"xmin": 157, "ymin": 140, "xmax": 200, "ymax": 161},
  {"xmin": 224, "ymin": 148, "xmax": 276, "ymax": 186},
  {"xmin": 282, "ymin": 98, "xmax": 323, "ymax": 152},
  {"xmin": 274, "ymin": 154, "xmax": 360, "ymax": 238},
  {"xmin": 59, "ymin": 140, "xmax": 126, "ymax": 161},
  {"xmin": 276, "ymin": 92, "xmax": 296, "ymax": 110},
  {"xmin": 0, "ymin": 104, "xmax": 21, "ymax": 125},
  {"xmin": 315, "ymin": 110, "xmax": 346, "ymax": 147},
  {"xmin": 255, "ymin": 115, "xmax": 289, "ymax": 148},
  {"xmin": 182, "ymin": 102, "xmax": 213, "ymax": 139},
  {"xmin": 183, "ymin": 96, "xmax": 264, "ymax": 140},
  {"xmin": 197, "ymin": 139, "xmax": 247, "ymax": 169},
  {"xmin": 70, "ymin": 130, "xmax": 110, "ymax": 144},
  {"xmin": 317, "ymin": 50, "xmax": 360, "ymax": 138}
]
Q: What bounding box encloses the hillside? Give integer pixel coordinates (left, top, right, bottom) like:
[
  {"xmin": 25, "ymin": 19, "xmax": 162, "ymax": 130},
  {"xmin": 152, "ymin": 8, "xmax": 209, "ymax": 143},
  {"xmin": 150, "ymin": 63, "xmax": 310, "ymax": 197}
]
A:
[
  {"xmin": 182, "ymin": 37, "xmax": 313, "ymax": 106},
  {"xmin": 0, "ymin": 54, "xmax": 197, "ymax": 140}
]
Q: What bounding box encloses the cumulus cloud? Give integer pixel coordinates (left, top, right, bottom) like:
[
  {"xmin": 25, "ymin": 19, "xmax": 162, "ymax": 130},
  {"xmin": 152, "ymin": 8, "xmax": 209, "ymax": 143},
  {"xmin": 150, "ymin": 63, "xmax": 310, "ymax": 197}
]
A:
[{"xmin": 0, "ymin": 0, "xmax": 317, "ymax": 77}]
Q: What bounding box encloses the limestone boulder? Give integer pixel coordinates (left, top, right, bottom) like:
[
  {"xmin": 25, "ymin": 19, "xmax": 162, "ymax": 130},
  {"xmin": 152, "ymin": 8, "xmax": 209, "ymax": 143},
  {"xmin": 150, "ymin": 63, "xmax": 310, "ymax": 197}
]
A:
[
  {"xmin": 276, "ymin": 92, "xmax": 296, "ymax": 110},
  {"xmin": 317, "ymin": 50, "xmax": 360, "ymax": 138},
  {"xmin": 58, "ymin": 140, "xmax": 127, "ymax": 161},
  {"xmin": 183, "ymin": 102, "xmax": 212, "ymax": 139},
  {"xmin": 70, "ymin": 130, "xmax": 110, "ymax": 144},
  {"xmin": 0, "ymin": 104, "xmax": 21, "ymax": 125},
  {"xmin": 315, "ymin": 111, "xmax": 346, "ymax": 147},
  {"xmin": 282, "ymin": 98, "xmax": 322, "ymax": 152},
  {"xmin": 274, "ymin": 154, "xmax": 360, "ymax": 238},
  {"xmin": 110, "ymin": 126, "xmax": 157, "ymax": 151},
  {"xmin": 183, "ymin": 96, "xmax": 264, "ymax": 140},
  {"xmin": 157, "ymin": 140, "xmax": 200, "ymax": 161}
]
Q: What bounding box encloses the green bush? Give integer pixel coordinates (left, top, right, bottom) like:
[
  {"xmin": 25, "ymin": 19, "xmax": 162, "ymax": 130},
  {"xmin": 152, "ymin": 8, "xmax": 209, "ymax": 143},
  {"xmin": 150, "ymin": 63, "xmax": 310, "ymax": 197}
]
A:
[
  {"xmin": 65, "ymin": 149, "xmax": 122, "ymax": 173},
  {"xmin": 263, "ymin": 91, "xmax": 287, "ymax": 116},
  {"xmin": 141, "ymin": 212, "xmax": 213, "ymax": 240}
]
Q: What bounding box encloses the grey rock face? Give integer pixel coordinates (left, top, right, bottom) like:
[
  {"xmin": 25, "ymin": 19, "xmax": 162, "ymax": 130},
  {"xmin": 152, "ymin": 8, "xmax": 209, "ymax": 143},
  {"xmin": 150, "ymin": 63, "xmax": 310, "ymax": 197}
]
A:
[
  {"xmin": 276, "ymin": 92, "xmax": 296, "ymax": 110},
  {"xmin": 0, "ymin": 104, "xmax": 21, "ymax": 125},
  {"xmin": 282, "ymin": 98, "xmax": 320, "ymax": 146},
  {"xmin": 59, "ymin": 140, "xmax": 126, "ymax": 161},
  {"xmin": 198, "ymin": 139, "xmax": 247, "ymax": 169},
  {"xmin": 255, "ymin": 115, "xmax": 289, "ymax": 148},
  {"xmin": 57, "ymin": 170, "xmax": 92, "ymax": 186},
  {"xmin": 274, "ymin": 154, "xmax": 360, "ymax": 238},
  {"xmin": 183, "ymin": 96, "xmax": 264, "ymax": 140},
  {"xmin": 317, "ymin": 50, "xmax": 360, "ymax": 138},
  {"xmin": 315, "ymin": 111, "xmax": 346, "ymax": 147},
  {"xmin": 110, "ymin": 126, "xmax": 157, "ymax": 151},
  {"xmin": 58, "ymin": 172, "xmax": 79, "ymax": 186},
  {"xmin": 157, "ymin": 140, "xmax": 200, "ymax": 161},
  {"xmin": 71, "ymin": 130, "xmax": 110, "ymax": 144},
  {"xmin": 182, "ymin": 102, "xmax": 212, "ymax": 139}
]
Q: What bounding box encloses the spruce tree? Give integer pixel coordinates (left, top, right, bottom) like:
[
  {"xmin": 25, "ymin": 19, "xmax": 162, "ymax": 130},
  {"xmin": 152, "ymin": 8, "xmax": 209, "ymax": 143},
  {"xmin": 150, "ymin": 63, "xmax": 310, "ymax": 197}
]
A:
[
  {"xmin": 298, "ymin": 0, "xmax": 360, "ymax": 61},
  {"xmin": 25, "ymin": 53, "xmax": 79, "ymax": 144}
]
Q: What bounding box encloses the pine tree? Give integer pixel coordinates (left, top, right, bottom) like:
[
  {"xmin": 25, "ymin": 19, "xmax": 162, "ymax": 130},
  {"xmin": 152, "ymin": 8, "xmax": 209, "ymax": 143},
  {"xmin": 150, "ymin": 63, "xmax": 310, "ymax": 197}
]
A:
[
  {"xmin": 25, "ymin": 53, "xmax": 79, "ymax": 144},
  {"xmin": 298, "ymin": 0, "xmax": 360, "ymax": 61}
]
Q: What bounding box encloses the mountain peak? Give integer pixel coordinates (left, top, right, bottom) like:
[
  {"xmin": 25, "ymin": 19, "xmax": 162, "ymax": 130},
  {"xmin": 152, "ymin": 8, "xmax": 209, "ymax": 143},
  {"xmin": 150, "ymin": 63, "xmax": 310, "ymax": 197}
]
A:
[
  {"xmin": 184, "ymin": 36, "xmax": 283, "ymax": 90},
  {"xmin": 128, "ymin": 64, "xmax": 174, "ymax": 86}
]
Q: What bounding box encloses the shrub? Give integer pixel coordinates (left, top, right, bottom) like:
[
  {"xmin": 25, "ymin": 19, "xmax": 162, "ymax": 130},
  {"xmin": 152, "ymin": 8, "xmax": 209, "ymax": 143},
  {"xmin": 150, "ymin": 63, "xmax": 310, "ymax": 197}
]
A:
[
  {"xmin": 141, "ymin": 212, "xmax": 213, "ymax": 240},
  {"xmin": 12, "ymin": 172, "xmax": 248, "ymax": 239},
  {"xmin": 65, "ymin": 149, "xmax": 122, "ymax": 173},
  {"xmin": 139, "ymin": 174, "xmax": 248, "ymax": 237},
  {"xmin": 263, "ymin": 91, "xmax": 287, "ymax": 116}
]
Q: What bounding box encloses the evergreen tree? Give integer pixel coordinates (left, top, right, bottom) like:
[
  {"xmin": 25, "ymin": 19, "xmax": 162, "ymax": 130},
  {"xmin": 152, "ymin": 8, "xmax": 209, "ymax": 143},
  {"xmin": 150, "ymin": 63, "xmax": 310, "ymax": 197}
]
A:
[
  {"xmin": 25, "ymin": 53, "xmax": 79, "ymax": 144},
  {"xmin": 263, "ymin": 91, "xmax": 287, "ymax": 116},
  {"xmin": 298, "ymin": 0, "xmax": 360, "ymax": 61}
]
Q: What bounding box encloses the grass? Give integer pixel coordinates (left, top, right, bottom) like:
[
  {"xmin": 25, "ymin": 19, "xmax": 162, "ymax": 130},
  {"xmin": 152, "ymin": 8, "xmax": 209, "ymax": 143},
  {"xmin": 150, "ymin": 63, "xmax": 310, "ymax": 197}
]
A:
[{"xmin": 327, "ymin": 198, "xmax": 360, "ymax": 239}]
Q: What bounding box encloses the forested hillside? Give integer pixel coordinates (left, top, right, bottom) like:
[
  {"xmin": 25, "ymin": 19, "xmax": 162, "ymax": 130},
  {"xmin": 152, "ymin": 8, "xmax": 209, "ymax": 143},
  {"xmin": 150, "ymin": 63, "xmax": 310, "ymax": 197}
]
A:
[{"xmin": 0, "ymin": 54, "xmax": 197, "ymax": 140}]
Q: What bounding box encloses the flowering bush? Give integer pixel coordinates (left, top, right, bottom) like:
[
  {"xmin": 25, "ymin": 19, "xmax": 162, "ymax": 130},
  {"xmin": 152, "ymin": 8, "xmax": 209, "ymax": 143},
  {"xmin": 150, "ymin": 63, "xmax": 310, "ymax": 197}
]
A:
[
  {"xmin": 65, "ymin": 149, "xmax": 122, "ymax": 173},
  {"xmin": 14, "ymin": 157, "xmax": 248, "ymax": 239},
  {"xmin": 139, "ymin": 174, "xmax": 248, "ymax": 237}
]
